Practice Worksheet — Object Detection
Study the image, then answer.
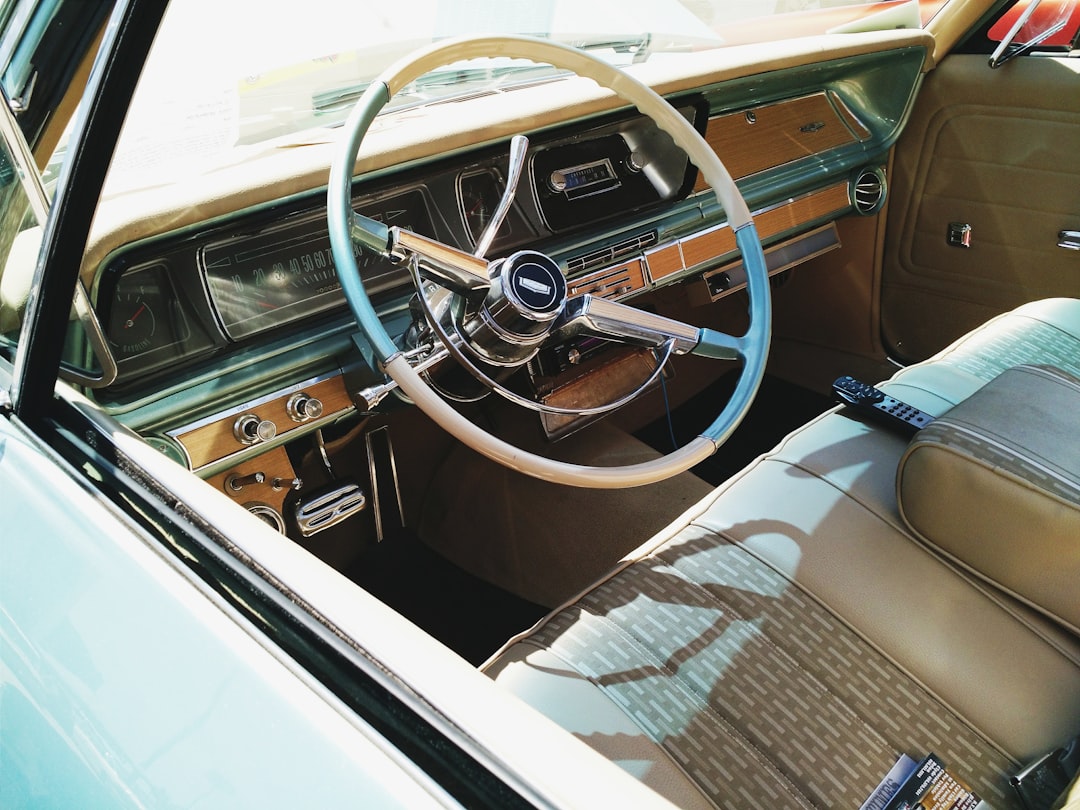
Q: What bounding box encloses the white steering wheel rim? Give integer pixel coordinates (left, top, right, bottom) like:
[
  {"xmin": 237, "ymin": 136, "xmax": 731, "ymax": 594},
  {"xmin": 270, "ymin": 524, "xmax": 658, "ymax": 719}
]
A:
[{"xmin": 329, "ymin": 34, "xmax": 770, "ymax": 488}]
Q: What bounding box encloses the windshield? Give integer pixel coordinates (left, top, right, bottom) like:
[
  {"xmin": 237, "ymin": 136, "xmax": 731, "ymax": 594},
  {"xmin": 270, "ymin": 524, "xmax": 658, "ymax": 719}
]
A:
[{"xmin": 104, "ymin": 0, "xmax": 936, "ymax": 192}]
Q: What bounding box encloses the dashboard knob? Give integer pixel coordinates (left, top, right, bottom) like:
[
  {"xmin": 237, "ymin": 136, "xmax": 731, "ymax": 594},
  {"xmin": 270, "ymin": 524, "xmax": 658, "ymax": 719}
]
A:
[
  {"xmin": 286, "ymin": 392, "xmax": 324, "ymax": 423},
  {"xmin": 234, "ymin": 413, "xmax": 277, "ymax": 445},
  {"xmin": 226, "ymin": 471, "xmax": 265, "ymax": 491}
]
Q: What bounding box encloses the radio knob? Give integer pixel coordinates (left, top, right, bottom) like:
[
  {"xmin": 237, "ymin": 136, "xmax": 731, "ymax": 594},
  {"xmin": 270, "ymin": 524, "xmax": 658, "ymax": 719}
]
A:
[
  {"xmin": 286, "ymin": 392, "xmax": 324, "ymax": 423},
  {"xmin": 233, "ymin": 413, "xmax": 277, "ymax": 445},
  {"xmin": 549, "ymin": 170, "xmax": 568, "ymax": 193}
]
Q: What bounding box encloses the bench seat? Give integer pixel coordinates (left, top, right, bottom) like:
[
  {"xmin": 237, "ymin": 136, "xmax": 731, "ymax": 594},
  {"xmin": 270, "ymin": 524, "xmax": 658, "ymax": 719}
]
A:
[{"xmin": 486, "ymin": 298, "xmax": 1080, "ymax": 809}]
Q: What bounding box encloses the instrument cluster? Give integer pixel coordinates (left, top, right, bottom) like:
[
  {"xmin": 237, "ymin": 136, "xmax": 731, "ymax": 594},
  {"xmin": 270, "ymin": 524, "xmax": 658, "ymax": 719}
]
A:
[{"xmin": 95, "ymin": 107, "xmax": 700, "ymax": 394}]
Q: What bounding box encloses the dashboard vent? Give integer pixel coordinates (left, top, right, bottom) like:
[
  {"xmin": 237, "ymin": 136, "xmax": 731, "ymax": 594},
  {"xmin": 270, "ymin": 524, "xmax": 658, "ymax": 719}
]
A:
[
  {"xmin": 567, "ymin": 231, "xmax": 658, "ymax": 275},
  {"xmin": 852, "ymin": 167, "xmax": 887, "ymax": 215}
]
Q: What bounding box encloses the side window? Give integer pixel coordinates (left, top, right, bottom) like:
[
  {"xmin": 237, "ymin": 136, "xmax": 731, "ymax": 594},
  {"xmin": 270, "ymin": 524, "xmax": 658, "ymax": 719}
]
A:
[
  {"xmin": 0, "ymin": 1, "xmax": 113, "ymax": 382},
  {"xmin": 987, "ymin": 0, "xmax": 1080, "ymax": 65},
  {"xmin": 0, "ymin": 131, "xmax": 43, "ymax": 361}
]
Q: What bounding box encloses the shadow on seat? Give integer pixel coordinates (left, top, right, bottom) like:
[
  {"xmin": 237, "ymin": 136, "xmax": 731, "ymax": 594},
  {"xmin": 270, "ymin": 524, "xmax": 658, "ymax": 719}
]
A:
[{"xmin": 485, "ymin": 298, "xmax": 1080, "ymax": 809}]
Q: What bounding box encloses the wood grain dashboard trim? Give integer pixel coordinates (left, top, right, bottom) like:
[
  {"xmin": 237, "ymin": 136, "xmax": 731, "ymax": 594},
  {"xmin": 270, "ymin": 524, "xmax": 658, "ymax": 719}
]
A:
[
  {"xmin": 206, "ymin": 446, "xmax": 298, "ymax": 524},
  {"xmin": 694, "ymin": 92, "xmax": 862, "ymax": 193},
  {"xmin": 645, "ymin": 181, "xmax": 851, "ymax": 283},
  {"xmin": 171, "ymin": 372, "xmax": 353, "ymax": 471}
]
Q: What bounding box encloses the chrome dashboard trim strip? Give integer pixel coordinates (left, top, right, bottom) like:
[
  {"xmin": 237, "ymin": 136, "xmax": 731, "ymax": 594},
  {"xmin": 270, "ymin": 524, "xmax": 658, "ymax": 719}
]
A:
[{"xmin": 636, "ymin": 181, "xmax": 851, "ymax": 289}]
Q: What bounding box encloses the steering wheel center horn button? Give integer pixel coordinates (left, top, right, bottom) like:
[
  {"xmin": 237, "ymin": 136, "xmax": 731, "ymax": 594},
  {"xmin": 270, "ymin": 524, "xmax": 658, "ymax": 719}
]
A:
[
  {"xmin": 497, "ymin": 251, "xmax": 566, "ymax": 320},
  {"xmin": 460, "ymin": 250, "xmax": 568, "ymax": 366}
]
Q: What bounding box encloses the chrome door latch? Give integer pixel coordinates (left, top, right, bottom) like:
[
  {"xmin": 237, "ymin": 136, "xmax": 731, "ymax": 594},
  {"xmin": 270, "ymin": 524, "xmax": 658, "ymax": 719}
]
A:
[
  {"xmin": 1058, "ymin": 230, "xmax": 1080, "ymax": 251},
  {"xmin": 948, "ymin": 222, "xmax": 972, "ymax": 248}
]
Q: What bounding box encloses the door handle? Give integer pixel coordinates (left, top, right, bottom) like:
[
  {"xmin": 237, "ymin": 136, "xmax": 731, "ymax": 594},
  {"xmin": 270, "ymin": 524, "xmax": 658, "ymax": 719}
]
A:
[{"xmin": 1059, "ymin": 230, "xmax": 1080, "ymax": 251}]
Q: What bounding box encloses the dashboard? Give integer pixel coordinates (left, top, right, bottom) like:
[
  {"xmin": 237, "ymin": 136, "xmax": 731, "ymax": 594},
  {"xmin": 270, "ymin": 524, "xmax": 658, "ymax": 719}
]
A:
[
  {"xmin": 96, "ymin": 104, "xmax": 700, "ymax": 390},
  {"xmin": 83, "ymin": 35, "xmax": 931, "ymax": 525}
]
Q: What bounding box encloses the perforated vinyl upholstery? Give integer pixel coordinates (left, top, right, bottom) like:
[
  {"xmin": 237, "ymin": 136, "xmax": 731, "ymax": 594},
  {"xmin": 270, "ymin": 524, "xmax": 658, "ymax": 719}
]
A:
[{"xmin": 486, "ymin": 299, "xmax": 1080, "ymax": 809}]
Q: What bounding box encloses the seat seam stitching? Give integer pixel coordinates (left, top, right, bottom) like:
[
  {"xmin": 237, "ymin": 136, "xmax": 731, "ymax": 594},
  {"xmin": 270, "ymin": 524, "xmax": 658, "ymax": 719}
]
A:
[
  {"xmin": 682, "ymin": 515, "xmax": 1026, "ymax": 765},
  {"xmin": 506, "ymin": 635, "xmax": 724, "ymax": 809}
]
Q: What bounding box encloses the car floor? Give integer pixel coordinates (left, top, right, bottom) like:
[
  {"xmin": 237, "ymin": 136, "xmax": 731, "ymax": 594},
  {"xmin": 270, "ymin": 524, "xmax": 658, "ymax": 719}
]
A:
[
  {"xmin": 343, "ymin": 527, "xmax": 549, "ymax": 665},
  {"xmin": 287, "ymin": 370, "xmax": 833, "ymax": 665},
  {"xmin": 635, "ymin": 371, "xmax": 834, "ymax": 486}
]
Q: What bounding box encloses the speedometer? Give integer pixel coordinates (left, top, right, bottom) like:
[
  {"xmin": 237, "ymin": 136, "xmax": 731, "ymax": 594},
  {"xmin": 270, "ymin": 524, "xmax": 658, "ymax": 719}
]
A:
[{"xmin": 202, "ymin": 188, "xmax": 434, "ymax": 340}]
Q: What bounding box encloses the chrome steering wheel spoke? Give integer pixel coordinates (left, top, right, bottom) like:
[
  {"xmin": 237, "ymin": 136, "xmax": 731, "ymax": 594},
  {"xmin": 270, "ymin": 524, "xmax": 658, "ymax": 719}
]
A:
[
  {"xmin": 555, "ymin": 295, "xmax": 702, "ymax": 356},
  {"xmin": 388, "ymin": 228, "xmax": 492, "ymax": 296},
  {"xmin": 554, "ymin": 295, "xmax": 747, "ymax": 361}
]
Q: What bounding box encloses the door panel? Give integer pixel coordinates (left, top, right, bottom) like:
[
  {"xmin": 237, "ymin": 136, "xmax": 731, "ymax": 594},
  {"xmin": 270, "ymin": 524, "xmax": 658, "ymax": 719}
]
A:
[{"xmin": 881, "ymin": 53, "xmax": 1080, "ymax": 361}]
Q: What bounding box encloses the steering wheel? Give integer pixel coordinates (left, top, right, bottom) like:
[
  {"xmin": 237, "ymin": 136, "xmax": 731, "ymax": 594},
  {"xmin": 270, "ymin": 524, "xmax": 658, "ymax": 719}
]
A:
[{"xmin": 328, "ymin": 35, "xmax": 770, "ymax": 488}]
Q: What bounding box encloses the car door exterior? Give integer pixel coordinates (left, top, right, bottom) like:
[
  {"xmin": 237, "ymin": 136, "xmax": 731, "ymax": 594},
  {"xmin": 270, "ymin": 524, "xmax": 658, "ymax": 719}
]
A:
[{"xmin": 0, "ymin": 2, "xmax": 460, "ymax": 805}]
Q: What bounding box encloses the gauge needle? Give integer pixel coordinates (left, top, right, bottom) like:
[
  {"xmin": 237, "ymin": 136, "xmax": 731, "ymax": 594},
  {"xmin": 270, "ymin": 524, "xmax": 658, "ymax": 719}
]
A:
[{"xmin": 125, "ymin": 303, "xmax": 147, "ymax": 329}]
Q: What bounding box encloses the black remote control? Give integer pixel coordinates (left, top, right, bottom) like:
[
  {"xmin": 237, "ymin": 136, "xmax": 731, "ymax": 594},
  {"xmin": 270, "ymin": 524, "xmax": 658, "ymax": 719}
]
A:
[{"xmin": 832, "ymin": 376, "xmax": 935, "ymax": 436}]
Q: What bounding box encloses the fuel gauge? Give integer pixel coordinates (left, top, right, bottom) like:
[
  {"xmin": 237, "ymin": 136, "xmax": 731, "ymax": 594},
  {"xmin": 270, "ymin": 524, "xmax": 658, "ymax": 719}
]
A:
[
  {"xmin": 104, "ymin": 263, "xmax": 188, "ymax": 361},
  {"xmin": 109, "ymin": 291, "xmax": 158, "ymax": 355}
]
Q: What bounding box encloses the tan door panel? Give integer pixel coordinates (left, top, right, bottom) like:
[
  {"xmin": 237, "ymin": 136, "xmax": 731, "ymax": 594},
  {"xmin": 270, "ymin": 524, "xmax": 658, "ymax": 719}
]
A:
[{"xmin": 882, "ymin": 54, "xmax": 1080, "ymax": 361}]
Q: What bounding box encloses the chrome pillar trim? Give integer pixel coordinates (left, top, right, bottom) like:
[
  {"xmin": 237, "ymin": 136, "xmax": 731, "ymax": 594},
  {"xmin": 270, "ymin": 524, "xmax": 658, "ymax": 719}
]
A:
[
  {"xmin": 989, "ymin": 0, "xmax": 1067, "ymax": 68},
  {"xmin": 0, "ymin": 81, "xmax": 118, "ymax": 388},
  {"xmin": 62, "ymin": 280, "xmax": 119, "ymax": 388}
]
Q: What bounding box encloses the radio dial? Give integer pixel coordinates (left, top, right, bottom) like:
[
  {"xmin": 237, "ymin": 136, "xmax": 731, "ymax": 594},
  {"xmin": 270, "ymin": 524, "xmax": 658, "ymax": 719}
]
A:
[{"xmin": 549, "ymin": 170, "xmax": 568, "ymax": 193}]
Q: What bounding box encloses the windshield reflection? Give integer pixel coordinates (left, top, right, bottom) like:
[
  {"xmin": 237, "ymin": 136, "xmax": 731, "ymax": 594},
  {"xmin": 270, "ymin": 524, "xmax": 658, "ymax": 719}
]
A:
[{"xmin": 104, "ymin": 0, "xmax": 918, "ymax": 191}]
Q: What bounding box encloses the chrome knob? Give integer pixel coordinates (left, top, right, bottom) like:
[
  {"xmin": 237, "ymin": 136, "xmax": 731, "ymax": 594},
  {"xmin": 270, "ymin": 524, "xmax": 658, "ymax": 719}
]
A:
[
  {"xmin": 233, "ymin": 413, "xmax": 276, "ymax": 445},
  {"xmin": 286, "ymin": 392, "xmax": 324, "ymax": 423},
  {"xmin": 272, "ymin": 476, "xmax": 303, "ymax": 492},
  {"xmin": 227, "ymin": 471, "xmax": 265, "ymax": 491}
]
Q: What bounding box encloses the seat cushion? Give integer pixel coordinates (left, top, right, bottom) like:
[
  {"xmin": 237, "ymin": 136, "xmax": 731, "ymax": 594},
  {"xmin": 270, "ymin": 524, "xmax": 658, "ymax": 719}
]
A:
[
  {"xmin": 487, "ymin": 299, "xmax": 1080, "ymax": 809},
  {"xmin": 897, "ymin": 364, "xmax": 1080, "ymax": 634}
]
